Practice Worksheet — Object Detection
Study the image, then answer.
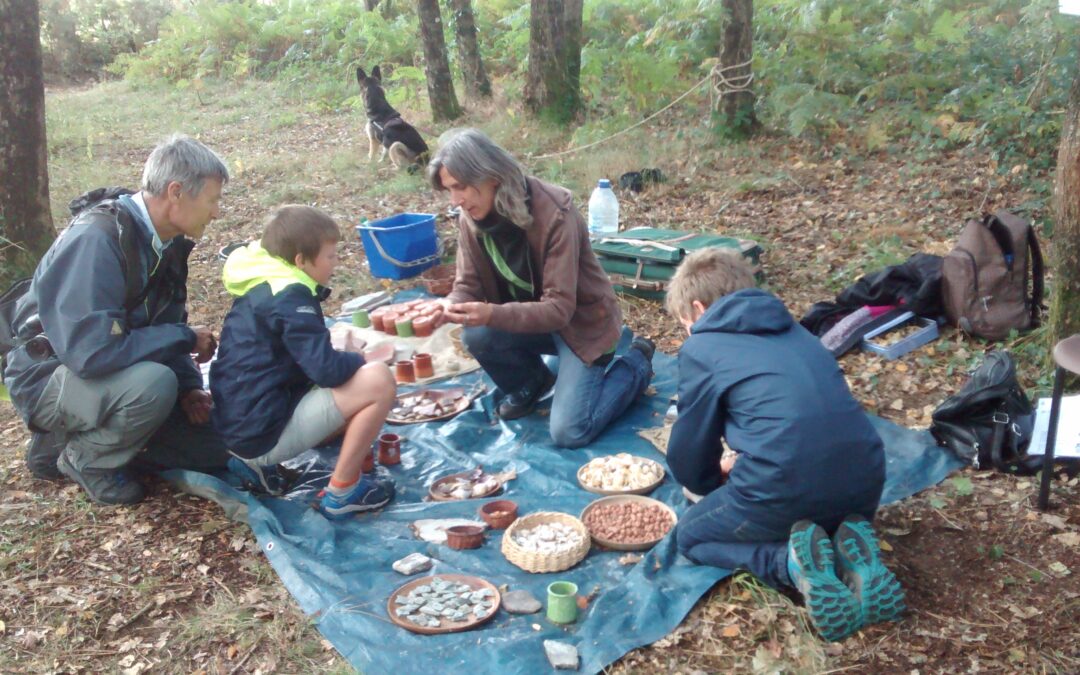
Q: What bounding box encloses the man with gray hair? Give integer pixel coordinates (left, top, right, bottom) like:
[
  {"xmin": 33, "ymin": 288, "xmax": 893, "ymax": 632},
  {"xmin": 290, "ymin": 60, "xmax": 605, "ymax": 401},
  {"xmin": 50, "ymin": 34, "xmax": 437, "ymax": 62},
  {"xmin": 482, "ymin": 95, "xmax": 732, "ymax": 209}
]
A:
[{"xmin": 4, "ymin": 134, "xmax": 230, "ymax": 504}]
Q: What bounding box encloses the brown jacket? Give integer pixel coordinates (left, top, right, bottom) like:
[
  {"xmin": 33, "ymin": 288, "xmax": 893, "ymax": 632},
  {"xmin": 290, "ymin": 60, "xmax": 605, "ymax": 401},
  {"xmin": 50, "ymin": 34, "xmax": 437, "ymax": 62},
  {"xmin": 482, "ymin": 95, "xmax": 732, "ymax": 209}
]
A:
[{"xmin": 447, "ymin": 176, "xmax": 622, "ymax": 364}]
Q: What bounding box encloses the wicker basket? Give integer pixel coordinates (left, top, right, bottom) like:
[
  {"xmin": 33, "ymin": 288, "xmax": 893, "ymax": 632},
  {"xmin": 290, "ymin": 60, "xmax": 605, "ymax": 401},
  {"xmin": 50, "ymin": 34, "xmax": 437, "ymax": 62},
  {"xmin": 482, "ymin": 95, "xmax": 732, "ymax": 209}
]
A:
[
  {"xmin": 501, "ymin": 512, "xmax": 591, "ymax": 573},
  {"xmin": 448, "ymin": 326, "xmax": 470, "ymax": 360}
]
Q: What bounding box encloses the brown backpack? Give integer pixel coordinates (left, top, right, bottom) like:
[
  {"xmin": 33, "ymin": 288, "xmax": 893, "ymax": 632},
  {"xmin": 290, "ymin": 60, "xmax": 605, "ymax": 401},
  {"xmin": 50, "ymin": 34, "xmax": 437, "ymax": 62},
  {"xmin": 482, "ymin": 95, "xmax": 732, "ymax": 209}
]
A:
[{"xmin": 942, "ymin": 210, "xmax": 1044, "ymax": 340}]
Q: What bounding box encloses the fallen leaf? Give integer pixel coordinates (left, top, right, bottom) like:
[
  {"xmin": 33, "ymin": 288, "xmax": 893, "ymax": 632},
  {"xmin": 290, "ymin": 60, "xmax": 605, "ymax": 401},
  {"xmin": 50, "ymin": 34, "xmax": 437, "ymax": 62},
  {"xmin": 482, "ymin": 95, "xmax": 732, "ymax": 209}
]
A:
[
  {"xmin": 721, "ymin": 624, "xmax": 741, "ymax": 638},
  {"xmin": 1053, "ymin": 532, "xmax": 1080, "ymax": 547},
  {"xmin": 1049, "ymin": 561, "xmax": 1071, "ymax": 577},
  {"xmin": 889, "ymin": 398, "xmax": 904, "ymax": 411},
  {"xmin": 1041, "ymin": 513, "xmax": 1069, "ymax": 531},
  {"xmin": 879, "ymin": 539, "xmax": 893, "ymax": 552}
]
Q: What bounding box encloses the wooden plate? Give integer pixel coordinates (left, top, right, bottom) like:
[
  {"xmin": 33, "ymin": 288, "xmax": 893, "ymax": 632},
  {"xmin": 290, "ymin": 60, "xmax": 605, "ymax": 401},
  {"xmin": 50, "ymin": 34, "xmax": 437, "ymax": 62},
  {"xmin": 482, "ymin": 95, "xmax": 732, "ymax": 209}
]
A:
[
  {"xmin": 576, "ymin": 456, "xmax": 665, "ymax": 495},
  {"xmin": 388, "ymin": 388, "xmax": 472, "ymax": 425},
  {"xmin": 428, "ymin": 469, "xmax": 502, "ymax": 502},
  {"xmin": 579, "ymin": 494, "xmax": 678, "ymax": 552},
  {"xmin": 387, "ymin": 574, "xmax": 501, "ymax": 635}
]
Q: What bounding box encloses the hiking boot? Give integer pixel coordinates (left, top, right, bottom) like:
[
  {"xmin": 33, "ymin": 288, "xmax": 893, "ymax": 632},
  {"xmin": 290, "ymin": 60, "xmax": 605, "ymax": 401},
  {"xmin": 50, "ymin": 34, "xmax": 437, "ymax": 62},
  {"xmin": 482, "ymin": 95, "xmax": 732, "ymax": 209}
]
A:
[
  {"xmin": 318, "ymin": 476, "xmax": 395, "ymax": 519},
  {"xmin": 832, "ymin": 514, "xmax": 906, "ymax": 625},
  {"xmin": 786, "ymin": 520, "xmax": 863, "ymax": 642},
  {"xmin": 26, "ymin": 431, "xmax": 65, "ymax": 480},
  {"xmin": 630, "ymin": 335, "xmax": 656, "ymax": 363},
  {"xmin": 57, "ymin": 450, "xmax": 145, "ymax": 505},
  {"xmin": 227, "ymin": 456, "xmax": 290, "ymax": 496},
  {"xmin": 497, "ymin": 368, "xmax": 557, "ymax": 421}
]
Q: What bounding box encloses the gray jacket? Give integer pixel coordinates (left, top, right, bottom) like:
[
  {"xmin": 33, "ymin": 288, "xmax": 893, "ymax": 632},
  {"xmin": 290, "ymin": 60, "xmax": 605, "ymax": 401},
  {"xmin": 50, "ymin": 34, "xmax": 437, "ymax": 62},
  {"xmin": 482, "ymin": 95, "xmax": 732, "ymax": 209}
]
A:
[{"xmin": 3, "ymin": 189, "xmax": 200, "ymax": 426}]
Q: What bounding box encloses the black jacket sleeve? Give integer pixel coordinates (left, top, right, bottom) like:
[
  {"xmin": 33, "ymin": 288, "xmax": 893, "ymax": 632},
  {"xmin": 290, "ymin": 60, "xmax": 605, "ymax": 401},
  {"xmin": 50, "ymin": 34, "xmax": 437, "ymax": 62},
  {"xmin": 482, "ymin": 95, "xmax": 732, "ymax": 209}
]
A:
[{"xmin": 271, "ymin": 285, "xmax": 364, "ymax": 388}]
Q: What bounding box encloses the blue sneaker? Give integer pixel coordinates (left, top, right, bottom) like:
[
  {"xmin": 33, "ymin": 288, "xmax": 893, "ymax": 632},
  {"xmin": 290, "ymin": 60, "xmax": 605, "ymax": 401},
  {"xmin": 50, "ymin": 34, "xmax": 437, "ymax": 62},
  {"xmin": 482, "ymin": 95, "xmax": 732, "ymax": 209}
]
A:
[
  {"xmin": 227, "ymin": 456, "xmax": 287, "ymax": 496},
  {"xmin": 832, "ymin": 514, "xmax": 906, "ymax": 625},
  {"xmin": 786, "ymin": 520, "xmax": 863, "ymax": 642},
  {"xmin": 318, "ymin": 476, "xmax": 395, "ymax": 519}
]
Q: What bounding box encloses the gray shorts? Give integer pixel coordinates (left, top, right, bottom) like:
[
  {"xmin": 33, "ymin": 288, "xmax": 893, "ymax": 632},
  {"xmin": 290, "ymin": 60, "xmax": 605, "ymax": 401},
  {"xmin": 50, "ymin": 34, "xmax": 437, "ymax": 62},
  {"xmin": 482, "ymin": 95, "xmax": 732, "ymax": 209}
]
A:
[{"xmin": 254, "ymin": 387, "xmax": 345, "ymax": 467}]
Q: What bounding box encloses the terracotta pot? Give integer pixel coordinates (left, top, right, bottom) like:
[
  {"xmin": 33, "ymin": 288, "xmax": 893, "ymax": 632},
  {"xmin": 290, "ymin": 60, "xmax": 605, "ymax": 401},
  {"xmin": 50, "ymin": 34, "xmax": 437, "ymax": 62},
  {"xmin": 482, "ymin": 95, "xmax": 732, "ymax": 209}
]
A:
[
  {"xmin": 413, "ymin": 315, "xmax": 435, "ymax": 338},
  {"xmin": 445, "ymin": 524, "xmax": 484, "ymax": 550},
  {"xmin": 478, "ymin": 499, "xmax": 518, "ymax": 530},
  {"xmin": 377, "ymin": 432, "xmax": 401, "ymax": 465},
  {"xmin": 370, "ymin": 308, "xmax": 389, "ymax": 332},
  {"xmin": 394, "ymin": 360, "xmax": 415, "ymax": 383},
  {"xmin": 381, "ymin": 311, "xmax": 400, "ymax": 335},
  {"xmin": 413, "ymin": 352, "xmax": 434, "ymax": 378},
  {"xmin": 361, "ymin": 452, "xmax": 376, "ymax": 473}
]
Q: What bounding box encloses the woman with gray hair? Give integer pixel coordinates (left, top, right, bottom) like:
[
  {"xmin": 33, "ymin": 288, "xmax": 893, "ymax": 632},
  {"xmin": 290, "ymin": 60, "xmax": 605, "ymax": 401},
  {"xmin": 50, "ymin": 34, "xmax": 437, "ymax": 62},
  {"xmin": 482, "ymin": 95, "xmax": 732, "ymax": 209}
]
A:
[{"xmin": 423, "ymin": 128, "xmax": 655, "ymax": 448}]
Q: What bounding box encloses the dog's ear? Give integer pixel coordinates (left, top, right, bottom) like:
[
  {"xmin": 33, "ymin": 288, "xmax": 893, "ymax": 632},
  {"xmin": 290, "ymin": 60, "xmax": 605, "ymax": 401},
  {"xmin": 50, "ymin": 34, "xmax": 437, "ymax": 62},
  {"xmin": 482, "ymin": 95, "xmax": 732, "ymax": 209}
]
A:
[
  {"xmin": 372, "ymin": 65, "xmax": 382, "ymax": 82},
  {"xmin": 356, "ymin": 67, "xmax": 367, "ymax": 85}
]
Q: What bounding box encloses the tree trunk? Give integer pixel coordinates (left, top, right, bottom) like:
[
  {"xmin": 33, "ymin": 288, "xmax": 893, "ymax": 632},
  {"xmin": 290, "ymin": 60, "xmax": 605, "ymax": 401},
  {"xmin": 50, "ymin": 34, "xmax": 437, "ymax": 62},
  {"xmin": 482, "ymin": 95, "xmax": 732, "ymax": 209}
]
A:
[
  {"xmin": 1049, "ymin": 60, "xmax": 1080, "ymax": 349},
  {"xmin": 562, "ymin": 0, "xmax": 583, "ymax": 115},
  {"xmin": 364, "ymin": 0, "xmax": 380, "ymax": 10},
  {"xmin": 0, "ymin": 0, "xmax": 55, "ymax": 290},
  {"xmin": 524, "ymin": 0, "xmax": 581, "ymax": 123},
  {"xmin": 715, "ymin": 0, "xmax": 758, "ymax": 135},
  {"xmin": 449, "ymin": 0, "xmax": 491, "ymax": 100},
  {"xmin": 416, "ymin": 0, "xmax": 462, "ymax": 122}
]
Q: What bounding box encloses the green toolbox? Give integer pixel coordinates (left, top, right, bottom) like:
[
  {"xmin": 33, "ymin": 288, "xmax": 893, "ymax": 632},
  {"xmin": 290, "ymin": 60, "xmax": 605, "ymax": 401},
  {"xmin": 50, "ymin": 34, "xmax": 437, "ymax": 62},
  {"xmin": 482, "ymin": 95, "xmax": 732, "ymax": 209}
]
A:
[{"xmin": 591, "ymin": 227, "xmax": 764, "ymax": 300}]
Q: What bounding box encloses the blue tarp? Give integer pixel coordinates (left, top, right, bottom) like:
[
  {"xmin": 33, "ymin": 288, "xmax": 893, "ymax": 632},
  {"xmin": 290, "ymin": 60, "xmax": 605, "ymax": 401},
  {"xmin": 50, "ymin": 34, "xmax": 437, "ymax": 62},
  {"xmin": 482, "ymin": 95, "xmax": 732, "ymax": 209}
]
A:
[{"xmin": 165, "ymin": 338, "xmax": 963, "ymax": 674}]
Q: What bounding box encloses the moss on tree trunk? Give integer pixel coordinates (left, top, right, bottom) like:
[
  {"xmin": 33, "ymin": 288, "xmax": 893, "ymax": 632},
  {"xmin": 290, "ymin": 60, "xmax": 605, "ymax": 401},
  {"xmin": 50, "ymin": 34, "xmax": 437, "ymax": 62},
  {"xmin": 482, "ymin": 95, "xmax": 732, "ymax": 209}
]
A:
[
  {"xmin": 1049, "ymin": 58, "xmax": 1080, "ymax": 350},
  {"xmin": 0, "ymin": 0, "xmax": 55, "ymax": 290}
]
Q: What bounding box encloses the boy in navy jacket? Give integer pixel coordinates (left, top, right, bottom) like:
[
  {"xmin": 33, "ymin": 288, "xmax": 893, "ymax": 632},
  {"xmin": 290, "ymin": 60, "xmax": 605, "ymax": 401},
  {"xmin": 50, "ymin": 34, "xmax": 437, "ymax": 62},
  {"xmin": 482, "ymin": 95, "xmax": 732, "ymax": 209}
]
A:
[
  {"xmin": 210, "ymin": 206, "xmax": 395, "ymax": 517},
  {"xmin": 665, "ymin": 249, "xmax": 904, "ymax": 641}
]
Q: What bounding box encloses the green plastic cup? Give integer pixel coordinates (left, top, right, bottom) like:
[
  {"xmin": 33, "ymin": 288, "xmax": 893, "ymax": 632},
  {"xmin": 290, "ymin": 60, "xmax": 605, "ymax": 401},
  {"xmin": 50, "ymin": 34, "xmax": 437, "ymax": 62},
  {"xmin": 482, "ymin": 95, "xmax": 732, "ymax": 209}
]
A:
[
  {"xmin": 352, "ymin": 309, "xmax": 370, "ymax": 328},
  {"xmin": 395, "ymin": 318, "xmax": 414, "ymax": 337},
  {"xmin": 546, "ymin": 581, "xmax": 578, "ymax": 624}
]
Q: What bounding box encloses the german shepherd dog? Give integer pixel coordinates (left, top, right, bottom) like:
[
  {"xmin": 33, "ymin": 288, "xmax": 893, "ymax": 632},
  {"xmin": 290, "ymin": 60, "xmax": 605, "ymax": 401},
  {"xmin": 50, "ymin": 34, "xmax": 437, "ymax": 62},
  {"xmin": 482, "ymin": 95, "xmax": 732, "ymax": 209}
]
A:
[{"xmin": 357, "ymin": 66, "xmax": 429, "ymax": 169}]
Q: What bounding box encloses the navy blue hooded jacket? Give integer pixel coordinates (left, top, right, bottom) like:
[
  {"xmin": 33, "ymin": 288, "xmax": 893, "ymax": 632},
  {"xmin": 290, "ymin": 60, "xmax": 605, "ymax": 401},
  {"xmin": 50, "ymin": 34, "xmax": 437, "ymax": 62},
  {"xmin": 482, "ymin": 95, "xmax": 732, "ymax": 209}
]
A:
[
  {"xmin": 667, "ymin": 289, "xmax": 885, "ymax": 519},
  {"xmin": 209, "ymin": 242, "xmax": 364, "ymax": 459}
]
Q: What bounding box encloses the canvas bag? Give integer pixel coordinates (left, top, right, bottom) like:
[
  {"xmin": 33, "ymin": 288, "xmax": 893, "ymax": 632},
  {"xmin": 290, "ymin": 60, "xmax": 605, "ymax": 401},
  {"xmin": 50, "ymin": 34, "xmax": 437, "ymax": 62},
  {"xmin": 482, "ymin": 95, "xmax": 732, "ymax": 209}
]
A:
[{"xmin": 941, "ymin": 210, "xmax": 1044, "ymax": 340}]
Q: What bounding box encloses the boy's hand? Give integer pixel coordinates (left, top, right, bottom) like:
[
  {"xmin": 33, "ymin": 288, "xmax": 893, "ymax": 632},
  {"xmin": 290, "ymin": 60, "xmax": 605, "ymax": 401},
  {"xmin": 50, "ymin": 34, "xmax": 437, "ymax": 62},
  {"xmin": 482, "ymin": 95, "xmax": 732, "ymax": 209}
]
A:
[
  {"xmin": 180, "ymin": 389, "xmax": 213, "ymax": 425},
  {"xmin": 191, "ymin": 325, "xmax": 217, "ymax": 363},
  {"xmin": 720, "ymin": 449, "xmax": 739, "ymax": 475},
  {"xmin": 445, "ymin": 301, "xmax": 493, "ymax": 327}
]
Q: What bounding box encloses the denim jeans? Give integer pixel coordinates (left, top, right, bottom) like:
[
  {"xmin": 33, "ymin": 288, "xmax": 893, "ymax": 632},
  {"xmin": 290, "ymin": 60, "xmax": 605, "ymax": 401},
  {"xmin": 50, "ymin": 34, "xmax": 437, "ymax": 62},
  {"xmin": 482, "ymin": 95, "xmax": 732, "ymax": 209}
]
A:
[
  {"xmin": 676, "ymin": 484, "xmax": 878, "ymax": 589},
  {"xmin": 462, "ymin": 326, "xmax": 651, "ymax": 448}
]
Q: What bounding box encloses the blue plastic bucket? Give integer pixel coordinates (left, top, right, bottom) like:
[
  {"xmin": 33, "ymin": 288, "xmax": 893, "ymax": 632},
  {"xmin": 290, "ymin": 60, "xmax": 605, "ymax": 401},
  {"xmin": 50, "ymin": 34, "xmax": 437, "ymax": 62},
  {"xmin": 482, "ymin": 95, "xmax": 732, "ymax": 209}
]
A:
[{"xmin": 356, "ymin": 213, "xmax": 439, "ymax": 280}]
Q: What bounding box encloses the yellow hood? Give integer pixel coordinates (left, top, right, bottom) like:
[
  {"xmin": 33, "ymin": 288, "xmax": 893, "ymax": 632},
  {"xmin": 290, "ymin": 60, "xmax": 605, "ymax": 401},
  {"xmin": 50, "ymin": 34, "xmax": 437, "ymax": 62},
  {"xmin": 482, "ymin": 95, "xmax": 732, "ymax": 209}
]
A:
[{"xmin": 222, "ymin": 241, "xmax": 318, "ymax": 297}]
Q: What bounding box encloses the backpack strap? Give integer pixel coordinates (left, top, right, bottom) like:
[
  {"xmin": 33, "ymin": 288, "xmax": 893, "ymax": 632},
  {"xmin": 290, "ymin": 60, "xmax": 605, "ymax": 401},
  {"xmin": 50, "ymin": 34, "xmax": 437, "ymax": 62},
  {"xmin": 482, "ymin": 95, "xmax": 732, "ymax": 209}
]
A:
[{"xmin": 1026, "ymin": 225, "xmax": 1045, "ymax": 326}]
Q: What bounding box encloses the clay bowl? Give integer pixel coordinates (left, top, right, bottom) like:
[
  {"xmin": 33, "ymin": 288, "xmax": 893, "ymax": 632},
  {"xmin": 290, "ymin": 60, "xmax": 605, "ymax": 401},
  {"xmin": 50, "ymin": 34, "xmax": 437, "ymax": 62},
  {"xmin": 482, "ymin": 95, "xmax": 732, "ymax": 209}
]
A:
[
  {"xmin": 478, "ymin": 500, "xmax": 519, "ymax": 530},
  {"xmin": 421, "ymin": 264, "xmax": 456, "ymax": 296},
  {"xmin": 445, "ymin": 525, "xmax": 485, "ymax": 550}
]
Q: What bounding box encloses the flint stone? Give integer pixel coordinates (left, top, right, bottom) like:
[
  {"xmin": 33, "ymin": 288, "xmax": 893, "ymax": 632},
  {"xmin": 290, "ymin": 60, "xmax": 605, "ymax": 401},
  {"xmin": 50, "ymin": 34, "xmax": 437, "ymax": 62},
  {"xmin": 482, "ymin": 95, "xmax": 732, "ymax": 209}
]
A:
[
  {"xmin": 544, "ymin": 641, "xmax": 579, "ymax": 670},
  {"xmin": 419, "ymin": 606, "xmax": 441, "ymax": 616},
  {"xmin": 503, "ymin": 590, "xmax": 542, "ymax": 614},
  {"xmin": 393, "ymin": 553, "xmax": 434, "ymax": 576}
]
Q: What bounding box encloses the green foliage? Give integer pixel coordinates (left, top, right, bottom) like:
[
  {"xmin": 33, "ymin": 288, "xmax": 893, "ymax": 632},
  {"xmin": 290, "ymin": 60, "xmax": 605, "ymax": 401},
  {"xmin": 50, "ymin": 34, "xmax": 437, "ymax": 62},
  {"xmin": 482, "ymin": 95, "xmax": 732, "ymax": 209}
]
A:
[
  {"xmin": 40, "ymin": 0, "xmax": 172, "ymax": 78},
  {"xmin": 79, "ymin": 0, "xmax": 1077, "ymax": 178}
]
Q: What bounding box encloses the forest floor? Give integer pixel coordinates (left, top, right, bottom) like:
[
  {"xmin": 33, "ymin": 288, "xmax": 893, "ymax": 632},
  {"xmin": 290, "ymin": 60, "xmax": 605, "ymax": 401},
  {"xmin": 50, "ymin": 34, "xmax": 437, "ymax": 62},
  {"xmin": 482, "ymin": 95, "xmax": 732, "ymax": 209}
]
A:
[{"xmin": 1, "ymin": 79, "xmax": 1078, "ymax": 674}]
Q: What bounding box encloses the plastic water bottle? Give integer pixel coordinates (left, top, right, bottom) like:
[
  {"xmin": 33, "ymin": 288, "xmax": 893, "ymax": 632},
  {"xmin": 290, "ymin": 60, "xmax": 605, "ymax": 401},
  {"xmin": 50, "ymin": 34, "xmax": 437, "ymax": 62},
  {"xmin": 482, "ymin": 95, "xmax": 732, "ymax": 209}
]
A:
[{"xmin": 587, "ymin": 179, "xmax": 619, "ymax": 240}]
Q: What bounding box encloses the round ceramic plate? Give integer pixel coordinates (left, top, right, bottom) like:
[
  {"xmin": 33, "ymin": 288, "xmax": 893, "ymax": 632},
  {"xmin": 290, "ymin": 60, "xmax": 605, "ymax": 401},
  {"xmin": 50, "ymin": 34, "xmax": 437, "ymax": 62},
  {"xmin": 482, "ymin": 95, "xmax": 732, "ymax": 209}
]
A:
[
  {"xmin": 388, "ymin": 388, "xmax": 472, "ymax": 425},
  {"xmin": 428, "ymin": 469, "xmax": 502, "ymax": 502},
  {"xmin": 576, "ymin": 456, "xmax": 665, "ymax": 496},
  {"xmin": 579, "ymin": 494, "xmax": 678, "ymax": 552},
  {"xmin": 387, "ymin": 574, "xmax": 501, "ymax": 635}
]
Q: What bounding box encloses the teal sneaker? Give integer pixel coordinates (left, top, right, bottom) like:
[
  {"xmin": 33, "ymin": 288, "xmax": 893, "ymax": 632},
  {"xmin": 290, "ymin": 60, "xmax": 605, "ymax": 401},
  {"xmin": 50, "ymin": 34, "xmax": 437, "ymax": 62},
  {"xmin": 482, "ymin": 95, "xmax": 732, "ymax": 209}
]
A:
[
  {"xmin": 786, "ymin": 520, "xmax": 864, "ymax": 642},
  {"xmin": 832, "ymin": 514, "xmax": 906, "ymax": 625},
  {"xmin": 318, "ymin": 476, "xmax": 395, "ymax": 519}
]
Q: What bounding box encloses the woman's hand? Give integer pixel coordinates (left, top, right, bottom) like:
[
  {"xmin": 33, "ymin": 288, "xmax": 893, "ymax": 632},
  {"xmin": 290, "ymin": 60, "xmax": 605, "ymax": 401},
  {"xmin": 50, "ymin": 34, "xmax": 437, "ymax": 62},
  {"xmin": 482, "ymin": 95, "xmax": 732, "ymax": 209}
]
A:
[
  {"xmin": 414, "ymin": 298, "xmax": 451, "ymax": 327},
  {"xmin": 444, "ymin": 301, "xmax": 493, "ymax": 327}
]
